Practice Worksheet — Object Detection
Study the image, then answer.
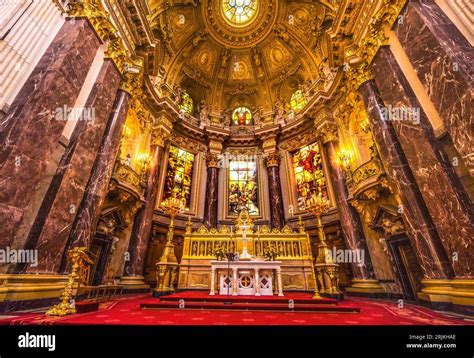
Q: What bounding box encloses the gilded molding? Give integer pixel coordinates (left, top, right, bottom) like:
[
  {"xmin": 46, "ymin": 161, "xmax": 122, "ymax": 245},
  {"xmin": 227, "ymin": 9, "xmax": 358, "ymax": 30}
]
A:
[{"xmin": 68, "ymin": 0, "xmax": 135, "ymax": 76}]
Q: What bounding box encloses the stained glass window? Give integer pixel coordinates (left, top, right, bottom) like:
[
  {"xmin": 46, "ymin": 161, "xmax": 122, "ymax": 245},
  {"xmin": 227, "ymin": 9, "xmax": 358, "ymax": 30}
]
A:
[
  {"xmin": 290, "ymin": 90, "xmax": 307, "ymax": 112},
  {"xmin": 163, "ymin": 146, "xmax": 195, "ymax": 211},
  {"xmin": 293, "ymin": 142, "xmax": 328, "ymax": 210},
  {"xmin": 179, "ymin": 92, "xmax": 194, "ymax": 114},
  {"xmin": 228, "ymin": 159, "xmax": 259, "ymax": 216},
  {"xmin": 232, "ymin": 107, "xmax": 253, "ymax": 126},
  {"xmin": 222, "ymin": 0, "xmax": 258, "ymax": 26}
]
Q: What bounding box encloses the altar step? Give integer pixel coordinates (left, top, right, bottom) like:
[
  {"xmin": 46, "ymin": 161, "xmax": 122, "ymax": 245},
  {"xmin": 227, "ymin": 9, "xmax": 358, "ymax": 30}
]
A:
[
  {"xmin": 140, "ymin": 301, "xmax": 359, "ymax": 313},
  {"xmin": 140, "ymin": 292, "xmax": 360, "ymax": 313},
  {"xmin": 158, "ymin": 294, "xmax": 338, "ymax": 305}
]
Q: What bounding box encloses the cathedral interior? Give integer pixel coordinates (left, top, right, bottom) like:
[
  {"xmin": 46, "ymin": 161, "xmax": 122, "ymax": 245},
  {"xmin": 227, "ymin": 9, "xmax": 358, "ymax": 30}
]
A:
[{"xmin": 0, "ymin": 0, "xmax": 473, "ymax": 330}]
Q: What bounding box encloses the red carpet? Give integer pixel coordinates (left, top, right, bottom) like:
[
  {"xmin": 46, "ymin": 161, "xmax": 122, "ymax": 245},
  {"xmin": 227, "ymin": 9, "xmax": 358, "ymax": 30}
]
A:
[{"xmin": 0, "ymin": 292, "xmax": 471, "ymax": 326}]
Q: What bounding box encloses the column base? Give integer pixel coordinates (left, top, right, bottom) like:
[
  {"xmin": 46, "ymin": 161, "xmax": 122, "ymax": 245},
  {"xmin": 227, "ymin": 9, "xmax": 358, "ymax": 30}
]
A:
[
  {"xmin": 346, "ymin": 279, "xmax": 387, "ymax": 297},
  {"xmin": 119, "ymin": 276, "xmax": 150, "ymax": 292},
  {"xmin": 418, "ymin": 279, "xmax": 474, "ymax": 314}
]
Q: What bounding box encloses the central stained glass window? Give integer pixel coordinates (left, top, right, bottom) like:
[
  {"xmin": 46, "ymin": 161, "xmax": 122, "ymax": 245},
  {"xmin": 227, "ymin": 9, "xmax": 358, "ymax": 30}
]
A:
[
  {"xmin": 163, "ymin": 146, "xmax": 195, "ymax": 211},
  {"xmin": 293, "ymin": 142, "xmax": 328, "ymax": 210},
  {"xmin": 228, "ymin": 159, "xmax": 259, "ymax": 216},
  {"xmin": 232, "ymin": 107, "xmax": 253, "ymax": 126},
  {"xmin": 222, "ymin": 0, "xmax": 258, "ymax": 26}
]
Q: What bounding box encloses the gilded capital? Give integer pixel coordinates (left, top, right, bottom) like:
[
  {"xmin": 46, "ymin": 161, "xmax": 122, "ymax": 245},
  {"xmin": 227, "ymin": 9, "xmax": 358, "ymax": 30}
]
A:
[
  {"xmin": 151, "ymin": 129, "xmax": 166, "ymax": 148},
  {"xmin": 206, "ymin": 153, "xmax": 220, "ymax": 168},
  {"xmin": 319, "ymin": 123, "xmax": 338, "ymax": 145},
  {"xmin": 264, "ymin": 152, "xmax": 281, "ymax": 168}
]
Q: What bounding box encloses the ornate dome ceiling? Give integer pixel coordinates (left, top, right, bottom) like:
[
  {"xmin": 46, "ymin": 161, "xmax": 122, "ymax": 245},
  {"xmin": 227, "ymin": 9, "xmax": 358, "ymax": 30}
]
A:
[{"xmin": 147, "ymin": 0, "xmax": 340, "ymax": 126}]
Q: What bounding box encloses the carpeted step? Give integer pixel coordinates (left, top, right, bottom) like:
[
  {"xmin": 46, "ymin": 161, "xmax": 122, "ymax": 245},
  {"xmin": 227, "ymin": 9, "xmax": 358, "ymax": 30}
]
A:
[
  {"xmin": 140, "ymin": 301, "xmax": 360, "ymax": 313},
  {"xmin": 158, "ymin": 295, "xmax": 338, "ymax": 305}
]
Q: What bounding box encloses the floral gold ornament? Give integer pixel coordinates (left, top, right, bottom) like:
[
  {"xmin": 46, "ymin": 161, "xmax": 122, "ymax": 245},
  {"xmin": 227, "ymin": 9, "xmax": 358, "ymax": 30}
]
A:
[
  {"xmin": 46, "ymin": 247, "xmax": 93, "ymax": 317},
  {"xmin": 154, "ymin": 188, "xmax": 183, "ymax": 295},
  {"xmin": 305, "ymin": 193, "xmax": 341, "ymax": 298},
  {"xmin": 263, "ymin": 243, "xmax": 278, "ymax": 261}
]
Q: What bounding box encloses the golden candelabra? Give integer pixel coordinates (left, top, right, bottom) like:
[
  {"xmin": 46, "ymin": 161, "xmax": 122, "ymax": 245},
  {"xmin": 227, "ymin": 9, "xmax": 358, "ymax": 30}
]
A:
[
  {"xmin": 154, "ymin": 188, "xmax": 183, "ymax": 295},
  {"xmin": 46, "ymin": 247, "xmax": 93, "ymax": 316},
  {"xmin": 305, "ymin": 193, "xmax": 340, "ymax": 298}
]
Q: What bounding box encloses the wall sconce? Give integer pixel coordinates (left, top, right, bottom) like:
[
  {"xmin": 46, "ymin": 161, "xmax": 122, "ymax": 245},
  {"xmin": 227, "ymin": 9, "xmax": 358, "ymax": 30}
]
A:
[
  {"xmin": 338, "ymin": 149, "xmax": 353, "ymax": 179},
  {"xmin": 123, "ymin": 126, "xmax": 132, "ymax": 138},
  {"xmin": 136, "ymin": 152, "xmax": 152, "ymax": 170}
]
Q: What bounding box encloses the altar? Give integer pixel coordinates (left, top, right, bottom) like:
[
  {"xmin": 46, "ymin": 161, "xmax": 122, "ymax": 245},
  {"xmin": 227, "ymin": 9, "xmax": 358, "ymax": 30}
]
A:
[
  {"xmin": 178, "ymin": 209, "xmax": 316, "ymax": 293},
  {"xmin": 210, "ymin": 260, "xmax": 283, "ymax": 296}
]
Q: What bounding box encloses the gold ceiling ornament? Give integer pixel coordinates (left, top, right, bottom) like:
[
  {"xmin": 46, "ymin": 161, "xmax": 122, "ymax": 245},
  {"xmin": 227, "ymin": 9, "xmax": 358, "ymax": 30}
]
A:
[
  {"xmin": 46, "ymin": 247, "xmax": 93, "ymax": 317},
  {"xmin": 203, "ymin": 0, "xmax": 278, "ymax": 48},
  {"xmin": 68, "ymin": 0, "xmax": 135, "ymax": 76}
]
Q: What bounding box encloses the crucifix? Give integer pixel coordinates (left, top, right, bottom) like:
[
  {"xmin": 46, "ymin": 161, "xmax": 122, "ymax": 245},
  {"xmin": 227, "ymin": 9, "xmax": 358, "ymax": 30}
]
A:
[{"xmin": 240, "ymin": 222, "xmax": 252, "ymax": 260}]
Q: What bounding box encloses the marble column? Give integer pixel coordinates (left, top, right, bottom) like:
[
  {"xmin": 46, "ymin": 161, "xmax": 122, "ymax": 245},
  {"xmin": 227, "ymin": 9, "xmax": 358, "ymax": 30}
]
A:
[
  {"xmin": 17, "ymin": 60, "xmax": 123, "ymax": 274},
  {"xmin": 203, "ymin": 153, "xmax": 219, "ymax": 229},
  {"xmin": 0, "ymin": 19, "xmax": 100, "ymax": 248},
  {"xmin": 320, "ymin": 127, "xmax": 384, "ymax": 294},
  {"xmin": 264, "ymin": 153, "xmax": 286, "ymax": 229},
  {"xmin": 210, "ymin": 268, "xmax": 216, "ymax": 295},
  {"xmin": 59, "ymin": 88, "xmax": 131, "ymax": 272},
  {"xmin": 394, "ymin": 0, "xmax": 474, "ymax": 175},
  {"xmin": 371, "ymin": 47, "xmax": 474, "ymax": 278},
  {"xmin": 121, "ymin": 128, "xmax": 168, "ymax": 287},
  {"xmin": 276, "ymin": 268, "xmax": 284, "ymax": 296},
  {"xmin": 232, "ymin": 267, "xmax": 238, "ymax": 296},
  {"xmin": 254, "ymin": 268, "xmax": 261, "ymax": 296},
  {"xmin": 358, "ymin": 78, "xmax": 453, "ymax": 280}
]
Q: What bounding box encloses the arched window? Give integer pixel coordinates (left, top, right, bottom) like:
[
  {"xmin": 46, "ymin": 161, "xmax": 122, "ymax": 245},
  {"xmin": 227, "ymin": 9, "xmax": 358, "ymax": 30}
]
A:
[
  {"xmin": 228, "ymin": 159, "xmax": 259, "ymax": 216},
  {"xmin": 222, "ymin": 0, "xmax": 258, "ymax": 26},
  {"xmin": 232, "ymin": 107, "xmax": 253, "ymax": 126},
  {"xmin": 292, "ymin": 142, "xmax": 328, "ymax": 210},
  {"xmin": 290, "ymin": 90, "xmax": 307, "ymax": 112},
  {"xmin": 163, "ymin": 146, "xmax": 195, "ymax": 211},
  {"xmin": 179, "ymin": 92, "xmax": 194, "ymax": 114}
]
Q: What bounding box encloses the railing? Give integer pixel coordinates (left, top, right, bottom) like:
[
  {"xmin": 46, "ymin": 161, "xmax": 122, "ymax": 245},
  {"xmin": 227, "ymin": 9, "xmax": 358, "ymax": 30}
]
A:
[
  {"xmin": 112, "ymin": 162, "xmax": 143, "ymax": 192},
  {"xmin": 347, "ymin": 158, "xmax": 381, "ymax": 191}
]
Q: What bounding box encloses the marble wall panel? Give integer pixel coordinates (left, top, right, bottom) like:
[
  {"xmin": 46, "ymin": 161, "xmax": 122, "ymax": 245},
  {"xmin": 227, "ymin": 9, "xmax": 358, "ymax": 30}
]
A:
[{"xmin": 372, "ymin": 47, "xmax": 474, "ymax": 278}]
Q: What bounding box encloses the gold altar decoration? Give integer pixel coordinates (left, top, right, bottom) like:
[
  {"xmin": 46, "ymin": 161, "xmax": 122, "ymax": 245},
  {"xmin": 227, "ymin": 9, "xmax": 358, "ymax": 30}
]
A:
[
  {"xmin": 154, "ymin": 189, "xmax": 182, "ymax": 295},
  {"xmin": 46, "ymin": 247, "xmax": 93, "ymax": 317},
  {"xmin": 179, "ymin": 210, "xmax": 316, "ymax": 292},
  {"xmin": 305, "ymin": 193, "xmax": 341, "ymax": 298}
]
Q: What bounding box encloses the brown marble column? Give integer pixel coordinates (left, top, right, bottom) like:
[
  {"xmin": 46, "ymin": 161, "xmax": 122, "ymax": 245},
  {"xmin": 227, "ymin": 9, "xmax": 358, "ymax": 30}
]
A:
[
  {"xmin": 121, "ymin": 125, "xmax": 170, "ymax": 287},
  {"xmin": 358, "ymin": 78, "xmax": 453, "ymax": 280},
  {"xmin": 17, "ymin": 61, "xmax": 123, "ymax": 274},
  {"xmin": 264, "ymin": 153, "xmax": 285, "ymax": 229},
  {"xmin": 394, "ymin": 0, "xmax": 474, "ymax": 175},
  {"xmin": 0, "ymin": 19, "xmax": 100, "ymax": 248},
  {"xmin": 203, "ymin": 153, "xmax": 220, "ymax": 229},
  {"xmin": 58, "ymin": 88, "xmax": 132, "ymax": 272},
  {"xmin": 320, "ymin": 127, "xmax": 381, "ymax": 290},
  {"xmin": 371, "ymin": 47, "xmax": 474, "ymax": 278}
]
